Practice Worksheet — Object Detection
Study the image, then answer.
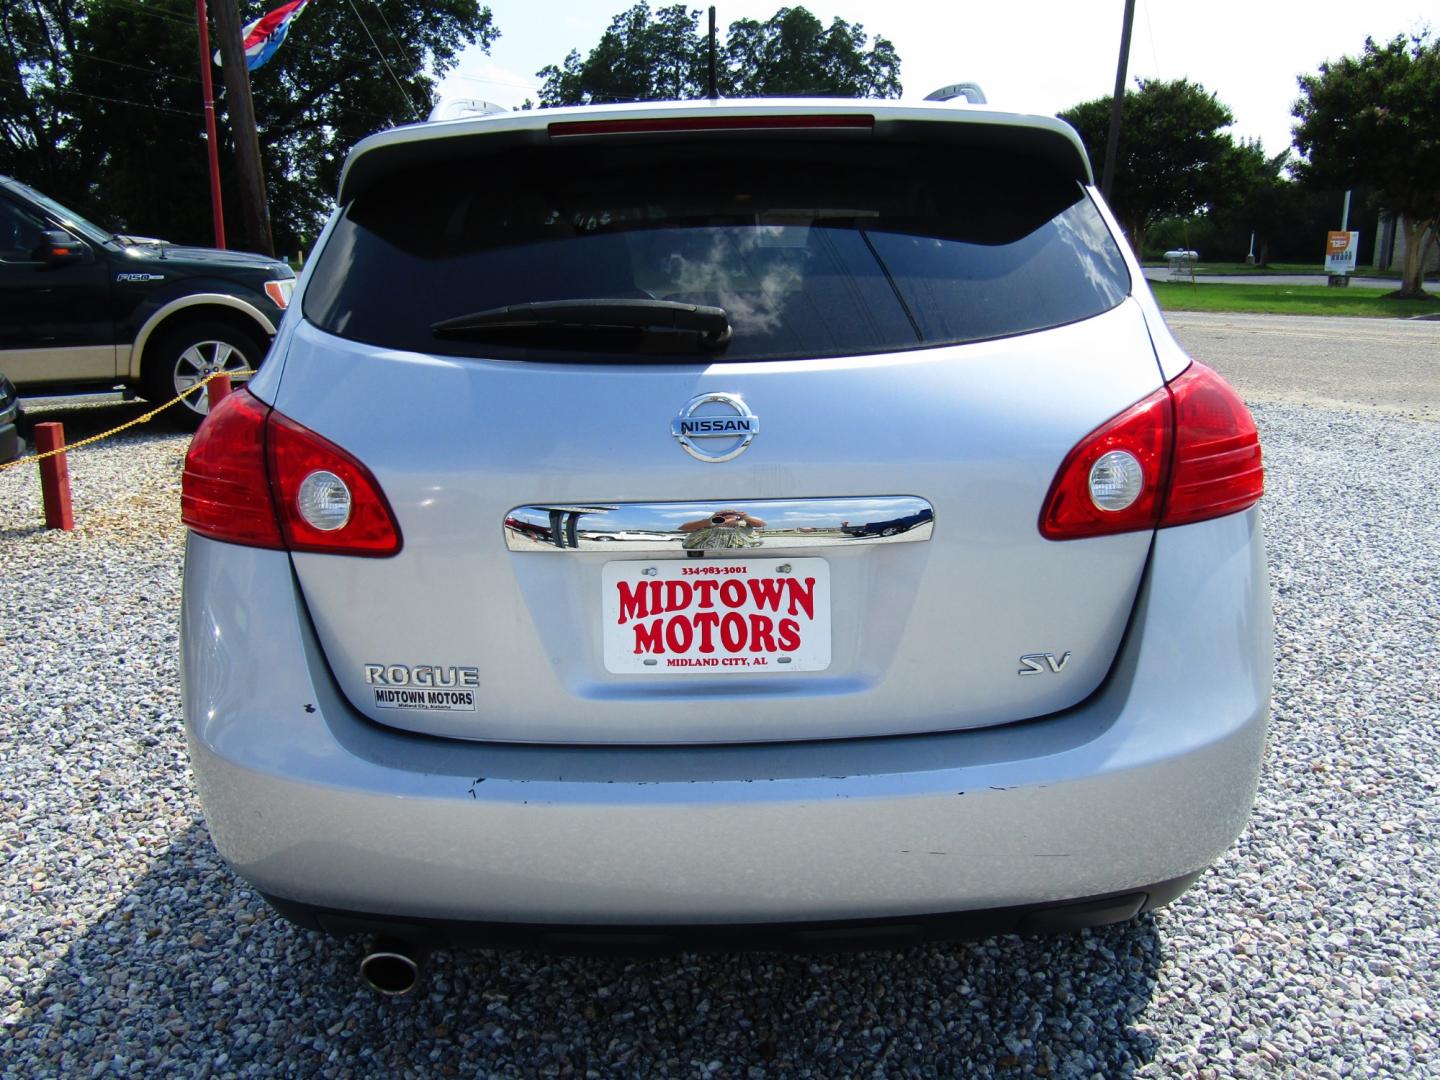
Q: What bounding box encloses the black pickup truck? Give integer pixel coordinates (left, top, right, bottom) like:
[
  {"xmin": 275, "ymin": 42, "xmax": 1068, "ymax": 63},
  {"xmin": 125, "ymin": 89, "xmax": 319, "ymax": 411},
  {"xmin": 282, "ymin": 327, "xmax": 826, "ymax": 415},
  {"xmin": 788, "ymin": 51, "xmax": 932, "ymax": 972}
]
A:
[
  {"xmin": 0, "ymin": 371, "xmax": 20, "ymax": 463},
  {"xmin": 0, "ymin": 174, "xmax": 295, "ymax": 423}
]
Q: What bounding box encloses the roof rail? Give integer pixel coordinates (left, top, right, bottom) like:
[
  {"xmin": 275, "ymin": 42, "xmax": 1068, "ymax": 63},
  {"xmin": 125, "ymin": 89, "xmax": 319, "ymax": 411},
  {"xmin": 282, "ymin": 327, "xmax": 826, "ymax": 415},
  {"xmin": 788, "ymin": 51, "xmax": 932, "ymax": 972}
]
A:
[{"xmin": 923, "ymin": 83, "xmax": 987, "ymax": 105}]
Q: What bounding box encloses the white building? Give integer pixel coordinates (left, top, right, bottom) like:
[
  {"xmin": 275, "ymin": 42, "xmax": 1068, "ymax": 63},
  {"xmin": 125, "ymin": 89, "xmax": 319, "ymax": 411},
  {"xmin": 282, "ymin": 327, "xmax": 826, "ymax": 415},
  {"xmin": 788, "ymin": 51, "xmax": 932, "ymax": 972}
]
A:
[{"xmin": 1372, "ymin": 213, "xmax": 1439, "ymax": 274}]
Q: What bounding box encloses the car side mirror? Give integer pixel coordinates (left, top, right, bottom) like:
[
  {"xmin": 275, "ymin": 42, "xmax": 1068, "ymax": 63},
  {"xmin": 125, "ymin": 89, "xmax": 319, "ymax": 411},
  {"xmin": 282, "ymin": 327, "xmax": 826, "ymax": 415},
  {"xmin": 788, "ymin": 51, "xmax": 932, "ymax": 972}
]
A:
[{"xmin": 34, "ymin": 230, "xmax": 93, "ymax": 268}]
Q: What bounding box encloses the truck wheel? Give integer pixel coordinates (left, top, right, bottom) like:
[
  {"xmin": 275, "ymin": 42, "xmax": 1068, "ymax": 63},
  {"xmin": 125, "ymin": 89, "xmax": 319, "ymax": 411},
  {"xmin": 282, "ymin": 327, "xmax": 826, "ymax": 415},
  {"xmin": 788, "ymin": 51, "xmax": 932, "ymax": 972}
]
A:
[{"xmin": 143, "ymin": 321, "xmax": 264, "ymax": 427}]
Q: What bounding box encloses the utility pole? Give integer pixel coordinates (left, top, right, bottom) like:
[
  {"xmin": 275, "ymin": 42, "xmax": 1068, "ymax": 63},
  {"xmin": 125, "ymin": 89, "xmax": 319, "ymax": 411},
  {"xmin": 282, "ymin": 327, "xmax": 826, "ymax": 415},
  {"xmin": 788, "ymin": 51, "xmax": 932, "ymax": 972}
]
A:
[
  {"xmin": 707, "ymin": 7, "xmax": 718, "ymax": 99},
  {"xmin": 195, "ymin": 0, "xmax": 226, "ymax": 248},
  {"xmin": 1100, "ymin": 0, "xmax": 1137, "ymax": 200},
  {"xmin": 210, "ymin": 0, "xmax": 275, "ymax": 257}
]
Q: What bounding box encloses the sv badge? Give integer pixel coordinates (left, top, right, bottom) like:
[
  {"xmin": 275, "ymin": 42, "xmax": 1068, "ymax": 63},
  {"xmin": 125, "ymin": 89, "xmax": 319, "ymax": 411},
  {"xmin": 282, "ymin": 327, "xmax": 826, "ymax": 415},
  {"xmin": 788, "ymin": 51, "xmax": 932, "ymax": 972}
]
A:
[{"xmin": 1018, "ymin": 652, "xmax": 1071, "ymax": 676}]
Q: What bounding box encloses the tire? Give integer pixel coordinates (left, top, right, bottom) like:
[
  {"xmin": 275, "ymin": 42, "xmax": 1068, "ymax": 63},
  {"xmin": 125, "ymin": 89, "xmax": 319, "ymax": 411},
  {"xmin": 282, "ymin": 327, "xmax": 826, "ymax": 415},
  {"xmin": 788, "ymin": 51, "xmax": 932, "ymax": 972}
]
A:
[{"xmin": 141, "ymin": 320, "xmax": 264, "ymax": 427}]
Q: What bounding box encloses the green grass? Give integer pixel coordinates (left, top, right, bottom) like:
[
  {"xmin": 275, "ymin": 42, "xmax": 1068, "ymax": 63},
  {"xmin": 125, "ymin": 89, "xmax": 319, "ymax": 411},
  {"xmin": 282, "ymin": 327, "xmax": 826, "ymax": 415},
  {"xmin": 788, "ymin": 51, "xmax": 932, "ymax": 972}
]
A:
[
  {"xmin": 1150, "ymin": 281, "xmax": 1439, "ymax": 318},
  {"xmin": 1142, "ymin": 261, "xmax": 1421, "ymax": 281}
]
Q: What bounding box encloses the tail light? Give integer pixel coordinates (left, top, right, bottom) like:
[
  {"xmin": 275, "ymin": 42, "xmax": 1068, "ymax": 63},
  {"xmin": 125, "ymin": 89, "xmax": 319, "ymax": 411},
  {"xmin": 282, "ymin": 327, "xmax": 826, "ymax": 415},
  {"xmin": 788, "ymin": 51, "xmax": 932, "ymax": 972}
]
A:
[
  {"xmin": 267, "ymin": 411, "xmax": 401, "ymax": 555},
  {"xmin": 182, "ymin": 389, "xmax": 402, "ymax": 556},
  {"xmin": 180, "ymin": 390, "xmax": 283, "ymax": 549},
  {"xmin": 1162, "ymin": 363, "xmax": 1265, "ymax": 526},
  {"xmin": 1040, "ymin": 362, "xmax": 1262, "ymax": 540}
]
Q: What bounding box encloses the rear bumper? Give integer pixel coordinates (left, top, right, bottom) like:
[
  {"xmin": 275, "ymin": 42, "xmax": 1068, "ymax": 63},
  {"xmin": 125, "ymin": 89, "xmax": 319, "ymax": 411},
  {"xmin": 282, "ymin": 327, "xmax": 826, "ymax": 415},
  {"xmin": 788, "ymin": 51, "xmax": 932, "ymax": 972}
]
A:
[
  {"xmin": 265, "ymin": 872, "xmax": 1203, "ymax": 952},
  {"xmin": 182, "ymin": 509, "xmax": 1271, "ymax": 930}
]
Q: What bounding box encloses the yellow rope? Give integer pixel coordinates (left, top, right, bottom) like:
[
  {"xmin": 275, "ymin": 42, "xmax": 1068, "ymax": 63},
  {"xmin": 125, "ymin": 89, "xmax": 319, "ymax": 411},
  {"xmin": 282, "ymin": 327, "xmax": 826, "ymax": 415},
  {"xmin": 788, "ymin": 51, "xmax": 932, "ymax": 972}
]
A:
[{"xmin": 0, "ymin": 371, "xmax": 253, "ymax": 473}]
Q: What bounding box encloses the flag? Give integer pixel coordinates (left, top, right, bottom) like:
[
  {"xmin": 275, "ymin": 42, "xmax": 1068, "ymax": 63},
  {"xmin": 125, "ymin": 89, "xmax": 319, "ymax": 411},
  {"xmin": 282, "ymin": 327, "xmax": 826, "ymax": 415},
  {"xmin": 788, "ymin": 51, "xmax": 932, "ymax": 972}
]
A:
[{"xmin": 214, "ymin": 0, "xmax": 312, "ymax": 71}]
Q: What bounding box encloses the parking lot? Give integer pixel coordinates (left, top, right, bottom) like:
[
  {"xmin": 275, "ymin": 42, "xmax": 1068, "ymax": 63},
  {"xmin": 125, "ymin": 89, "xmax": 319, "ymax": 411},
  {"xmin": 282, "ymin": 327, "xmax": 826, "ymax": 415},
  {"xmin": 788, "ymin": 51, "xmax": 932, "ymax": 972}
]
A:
[{"xmin": 2, "ymin": 312, "xmax": 1437, "ymax": 1077}]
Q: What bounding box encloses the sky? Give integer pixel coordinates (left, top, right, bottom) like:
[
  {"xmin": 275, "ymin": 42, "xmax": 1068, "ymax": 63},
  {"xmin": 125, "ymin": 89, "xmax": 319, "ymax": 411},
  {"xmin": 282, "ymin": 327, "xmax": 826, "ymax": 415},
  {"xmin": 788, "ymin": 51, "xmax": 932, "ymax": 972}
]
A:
[{"xmin": 436, "ymin": 0, "xmax": 1434, "ymax": 158}]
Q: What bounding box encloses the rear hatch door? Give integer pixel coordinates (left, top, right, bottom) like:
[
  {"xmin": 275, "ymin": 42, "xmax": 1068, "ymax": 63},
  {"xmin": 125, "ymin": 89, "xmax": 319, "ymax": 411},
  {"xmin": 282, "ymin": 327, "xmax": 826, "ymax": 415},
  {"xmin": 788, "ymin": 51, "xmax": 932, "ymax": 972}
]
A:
[{"xmin": 275, "ymin": 111, "xmax": 1162, "ymax": 744}]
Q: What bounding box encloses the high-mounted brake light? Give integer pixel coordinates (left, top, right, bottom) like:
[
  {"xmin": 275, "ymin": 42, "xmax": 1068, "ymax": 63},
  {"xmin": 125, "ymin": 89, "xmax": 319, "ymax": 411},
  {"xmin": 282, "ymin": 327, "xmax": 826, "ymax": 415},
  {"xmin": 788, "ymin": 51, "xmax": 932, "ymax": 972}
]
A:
[
  {"xmin": 1039, "ymin": 362, "xmax": 1262, "ymax": 540},
  {"xmin": 548, "ymin": 115, "xmax": 874, "ymax": 138},
  {"xmin": 181, "ymin": 389, "xmax": 402, "ymax": 557}
]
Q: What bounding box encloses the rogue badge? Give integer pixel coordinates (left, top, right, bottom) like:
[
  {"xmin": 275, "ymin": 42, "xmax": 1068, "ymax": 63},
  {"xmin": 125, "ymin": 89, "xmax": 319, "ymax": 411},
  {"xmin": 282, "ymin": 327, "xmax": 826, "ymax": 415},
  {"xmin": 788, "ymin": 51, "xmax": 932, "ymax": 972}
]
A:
[{"xmin": 671, "ymin": 392, "xmax": 759, "ymax": 462}]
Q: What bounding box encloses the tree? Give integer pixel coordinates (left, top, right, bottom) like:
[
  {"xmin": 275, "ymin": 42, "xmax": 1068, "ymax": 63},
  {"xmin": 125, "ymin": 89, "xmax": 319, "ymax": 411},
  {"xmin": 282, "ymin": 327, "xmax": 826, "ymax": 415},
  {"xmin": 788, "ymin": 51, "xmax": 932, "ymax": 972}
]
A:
[
  {"xmin": 1060, "ymin": 79, "xmax": 1242, "ymax": 258},
  {"xmin": 719, "ymin": 7, "xmax": 900, "ymax": 98},
  {"xmin": 1, "ymin": 1, "xmax": 105, "ymax": 203},
  {"xmin": 537, "ymin": 3, "xmax": 900, "ymax": 107},
  {"xmin": 538, "ymin": 4, "xmax": 707, "ymax": 105},
  {"xmin": 1206, "ymin": 138, "xmax": 1291, "ymax": 264},
  {"xmin": 1292, "ymin": 32, "xmax": 1440, "ymax": 299},
  {"xmin": 0, "ymin": 0, "xmax": 496, "ymax": 254}
]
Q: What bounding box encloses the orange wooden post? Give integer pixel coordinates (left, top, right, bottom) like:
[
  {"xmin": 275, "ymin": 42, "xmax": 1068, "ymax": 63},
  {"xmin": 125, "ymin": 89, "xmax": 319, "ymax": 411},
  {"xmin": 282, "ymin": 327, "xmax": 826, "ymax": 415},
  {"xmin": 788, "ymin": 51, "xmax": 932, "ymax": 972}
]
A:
[
  {"xmin": 35, "ymin": 422, "xmax": 74, "ymax": 531},
  {"xmin": 206, "ymin": 373, "xmax": 232, "ymax": 412}
]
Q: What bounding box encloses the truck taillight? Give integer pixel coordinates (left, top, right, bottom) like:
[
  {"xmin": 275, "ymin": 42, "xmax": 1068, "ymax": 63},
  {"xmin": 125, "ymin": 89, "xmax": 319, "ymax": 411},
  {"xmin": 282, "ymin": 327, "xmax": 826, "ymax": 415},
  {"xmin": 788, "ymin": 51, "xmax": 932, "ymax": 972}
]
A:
[
  {"xmin": 1040, "ymin": 362, "xmax": 1262, "ymax": 540},
  {"xmin": 181, "ymin": 389, "xmax": 402, "ymax": 557},
  {"xmin": 264, "ymin": 279, "xmax": 294, "ymax": 308}
]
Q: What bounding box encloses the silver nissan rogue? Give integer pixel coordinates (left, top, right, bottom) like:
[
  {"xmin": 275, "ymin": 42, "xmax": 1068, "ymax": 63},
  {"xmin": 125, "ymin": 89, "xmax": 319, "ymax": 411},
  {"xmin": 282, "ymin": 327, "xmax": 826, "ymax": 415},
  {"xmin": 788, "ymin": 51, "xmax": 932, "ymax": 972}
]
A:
[{"xmin": 180, "ymin": 99, "xmax": 1270, "ymax": 991}]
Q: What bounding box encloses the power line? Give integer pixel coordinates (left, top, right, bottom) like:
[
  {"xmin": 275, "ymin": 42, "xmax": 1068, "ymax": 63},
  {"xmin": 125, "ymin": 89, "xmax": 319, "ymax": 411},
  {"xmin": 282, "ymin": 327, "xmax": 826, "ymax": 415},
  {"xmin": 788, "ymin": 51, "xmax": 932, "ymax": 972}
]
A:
[
  {"xmin": 0, "ymin": 54, "xmax": 197, "ymax": 102},
  {"xmin": 342, "ymin": 0, "xmax": 424, "ymax": 120},
  {"xmin": 104, "ymin": 0, "xmax": 195, "ymax": 28},
  {"xmin": 6, "ymin": 5, "xmax": 444, "ymax": 115},
  {"xmin": 72, "ymin": 53, "xmax": 198, "ymax": 84},
  {"xmin": 3, "ymin": 27, "xmax": 192, "ymax": 83},
  {"xmin": 445, "ymin": 71, "xmax": 543, "ymax": 92},
  {"xmin": 363, "ymin": 0, "xmax": 417, "ymax": 76},
  {"xmin": 0, "ymin": 75, "xmax": 196, "ymax": 117},
  {"xmin": 6, "ymin": 72, "xmax": 438, "ymax": 129},
  {"xmin": 5, "ymin": 7, "xmax": 406, "ymax": 99},
  {"xmin": 40, "ymin": 53, "xmax": 199, "ymax": 90},
  {"xmin": 1140, "ymin": 0, "xmax": 1161, "ymax": 76}
]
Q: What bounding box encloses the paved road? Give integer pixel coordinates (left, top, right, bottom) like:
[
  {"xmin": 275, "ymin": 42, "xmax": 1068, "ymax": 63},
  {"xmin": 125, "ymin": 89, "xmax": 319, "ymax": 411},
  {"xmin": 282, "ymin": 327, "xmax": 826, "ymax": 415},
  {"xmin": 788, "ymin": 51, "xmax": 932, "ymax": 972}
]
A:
[
  {"xmin": 1141, "ymin": 267, "xmax": 1440, "ymax": 289},
  {"xmin": 1164, "ymin": 311, "xmax": 1440, "ymax": 422}
]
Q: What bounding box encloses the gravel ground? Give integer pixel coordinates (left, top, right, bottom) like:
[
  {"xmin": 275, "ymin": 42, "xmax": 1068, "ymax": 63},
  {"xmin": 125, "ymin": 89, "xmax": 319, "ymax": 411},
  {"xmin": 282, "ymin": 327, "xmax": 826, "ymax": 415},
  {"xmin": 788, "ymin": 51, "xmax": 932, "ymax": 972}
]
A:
[{"xmin": 1, "ymin": 393, "xmax": 1437, "ymax": 1078}]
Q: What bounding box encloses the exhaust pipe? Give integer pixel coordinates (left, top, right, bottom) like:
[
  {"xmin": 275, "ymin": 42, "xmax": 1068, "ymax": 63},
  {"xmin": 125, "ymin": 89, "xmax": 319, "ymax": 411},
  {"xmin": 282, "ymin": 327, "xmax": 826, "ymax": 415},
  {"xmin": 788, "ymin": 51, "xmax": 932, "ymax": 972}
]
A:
[{"xmin": 359, "ymin": 938, "xmax": 427, "ymax": 996}]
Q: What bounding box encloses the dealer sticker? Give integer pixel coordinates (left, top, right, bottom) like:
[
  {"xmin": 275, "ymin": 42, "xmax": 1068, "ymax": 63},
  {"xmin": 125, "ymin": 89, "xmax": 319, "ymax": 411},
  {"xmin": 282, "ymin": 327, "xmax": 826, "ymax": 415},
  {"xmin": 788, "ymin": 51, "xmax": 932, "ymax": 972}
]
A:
[
  {"xmin": 364, "ymin": 663, "xmax": 480, "ymax": 711},
  {"xmin": 602, "ymin": 557, "xmax": 831, "ymax": 674},
  {"xmin": 372, "ymin": 687, "xmax": 477, "ymax": 712}
]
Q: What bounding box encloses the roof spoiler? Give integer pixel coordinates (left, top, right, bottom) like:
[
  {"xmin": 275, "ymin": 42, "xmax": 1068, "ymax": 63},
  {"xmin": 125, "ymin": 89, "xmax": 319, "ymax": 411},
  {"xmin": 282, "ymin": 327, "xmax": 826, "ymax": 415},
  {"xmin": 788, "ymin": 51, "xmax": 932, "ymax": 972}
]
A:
[
  {"xmin": 340, "ymin": 101, "xmax": 1096, "ymax": 203},
  {"xmin": 924, "ymin": 83, "xmax": 987, "ymax": 105}
]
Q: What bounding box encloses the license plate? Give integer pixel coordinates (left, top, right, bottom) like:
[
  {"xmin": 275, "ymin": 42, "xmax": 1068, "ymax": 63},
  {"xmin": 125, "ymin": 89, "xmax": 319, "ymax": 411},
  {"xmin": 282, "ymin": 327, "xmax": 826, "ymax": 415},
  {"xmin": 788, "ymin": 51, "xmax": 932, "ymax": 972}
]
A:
[{"xmin": 602, "ymin": 557, "xmax": 831, "ymax": 674}]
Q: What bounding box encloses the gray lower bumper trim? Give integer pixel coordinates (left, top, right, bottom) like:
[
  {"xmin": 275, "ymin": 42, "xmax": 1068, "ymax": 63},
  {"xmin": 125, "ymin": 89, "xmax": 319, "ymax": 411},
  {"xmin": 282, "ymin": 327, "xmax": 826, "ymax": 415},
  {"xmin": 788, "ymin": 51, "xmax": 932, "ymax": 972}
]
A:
[{"xmin": 263, "ymin": 871, "xmax": 1202, "ymax": 953}]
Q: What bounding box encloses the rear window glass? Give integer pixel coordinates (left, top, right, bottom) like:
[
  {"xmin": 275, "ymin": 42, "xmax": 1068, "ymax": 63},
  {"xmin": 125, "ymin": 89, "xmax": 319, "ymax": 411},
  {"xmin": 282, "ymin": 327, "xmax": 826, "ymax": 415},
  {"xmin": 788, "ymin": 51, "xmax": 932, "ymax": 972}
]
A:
[{"xmin": 304, "ymin": 140, "xmax": 1130, "ymax": 361}]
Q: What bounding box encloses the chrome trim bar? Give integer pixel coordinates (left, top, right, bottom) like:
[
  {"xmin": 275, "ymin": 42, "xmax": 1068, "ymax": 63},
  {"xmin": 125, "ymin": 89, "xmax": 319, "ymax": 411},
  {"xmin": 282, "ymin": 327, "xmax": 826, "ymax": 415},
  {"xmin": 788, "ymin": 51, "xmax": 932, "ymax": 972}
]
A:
[{"xmin": 504, "ymin": 497, "xmax": 934, "ymax": 553}]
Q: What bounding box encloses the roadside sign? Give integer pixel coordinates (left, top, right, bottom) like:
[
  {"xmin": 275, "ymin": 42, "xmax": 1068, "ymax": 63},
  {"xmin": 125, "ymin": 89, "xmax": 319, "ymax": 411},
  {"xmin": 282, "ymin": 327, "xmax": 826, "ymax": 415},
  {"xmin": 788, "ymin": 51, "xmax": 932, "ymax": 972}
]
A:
[{"xmin": 1325, "ymin": 231, "xmax": 1359, "ymax": 274}]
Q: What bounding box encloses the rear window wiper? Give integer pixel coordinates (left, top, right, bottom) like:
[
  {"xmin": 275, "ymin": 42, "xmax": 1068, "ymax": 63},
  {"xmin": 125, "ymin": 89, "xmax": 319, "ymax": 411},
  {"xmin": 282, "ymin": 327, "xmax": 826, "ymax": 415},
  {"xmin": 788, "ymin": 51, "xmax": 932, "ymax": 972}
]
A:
[{"xmin": 431, "ymin": 299, "xmax": 732, "ymax": 350}]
